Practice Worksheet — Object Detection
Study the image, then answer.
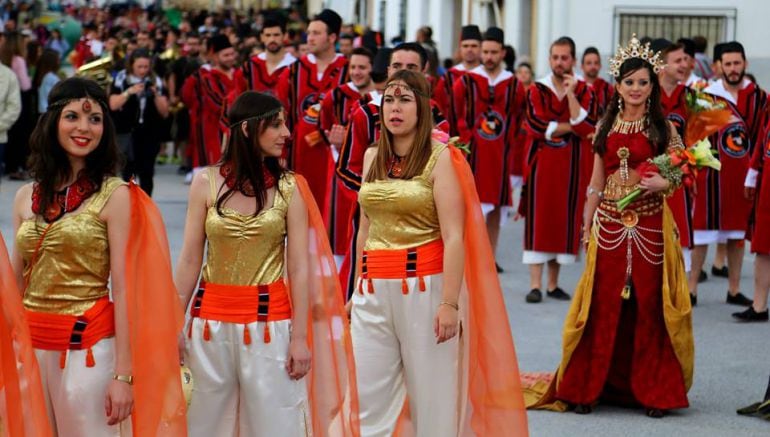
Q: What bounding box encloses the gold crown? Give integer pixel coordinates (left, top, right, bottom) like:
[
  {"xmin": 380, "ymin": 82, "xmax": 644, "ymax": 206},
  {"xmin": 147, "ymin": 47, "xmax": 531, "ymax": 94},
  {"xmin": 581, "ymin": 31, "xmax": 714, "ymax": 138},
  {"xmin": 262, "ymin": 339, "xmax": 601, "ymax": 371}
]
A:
[{"xmin": 609, "ymin": 33, "xmax": 666, "ymax": 77}]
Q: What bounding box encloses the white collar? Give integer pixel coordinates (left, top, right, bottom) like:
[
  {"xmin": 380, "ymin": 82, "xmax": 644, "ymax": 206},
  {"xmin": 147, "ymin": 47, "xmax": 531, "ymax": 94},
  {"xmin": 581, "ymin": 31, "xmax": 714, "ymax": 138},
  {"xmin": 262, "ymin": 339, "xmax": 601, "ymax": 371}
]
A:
[
  {"xmin": 705, "ymin": 78, "xmax": 751, "ymax": 105},
  {"xmin": 469, "ymin": 65, "xmax": 513, "ymax": 86},
  {"xmin": 346, "ymin": 81, "xmax": 360, "ymax": 93},
  {"xmin": 257, "ymin": 51, "xmax": 297, "ymax": 70},
  {"xmin": 369, "ymin": 90, "xmax": 382, "ymax": 107}
]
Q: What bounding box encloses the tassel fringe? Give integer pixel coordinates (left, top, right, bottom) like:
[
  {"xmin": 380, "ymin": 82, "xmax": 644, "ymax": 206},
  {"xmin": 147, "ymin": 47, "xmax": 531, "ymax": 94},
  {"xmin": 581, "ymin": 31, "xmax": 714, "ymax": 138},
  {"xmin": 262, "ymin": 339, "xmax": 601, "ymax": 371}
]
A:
[
  {"xmin": 85, "ymin": 348, "xmax": 95, "ymax": 367},
  {"xmin": 244, "ymin": 325, "xmax": 252, "ymax": 345}
]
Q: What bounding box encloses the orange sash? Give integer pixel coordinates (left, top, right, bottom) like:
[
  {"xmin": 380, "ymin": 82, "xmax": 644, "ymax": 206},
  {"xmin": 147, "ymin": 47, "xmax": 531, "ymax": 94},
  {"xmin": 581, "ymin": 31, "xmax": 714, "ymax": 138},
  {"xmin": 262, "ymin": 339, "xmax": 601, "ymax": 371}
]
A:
[
  {"xmin": 190, "ymin": 280, "xmax": 292, "ymax": 344},
  {"xmin": 359, "ymin": 240, "xmax": 444, "ymax": 294},
  {"xmin": 26, "ymin": 297, "xmax": 115, "ymax": 369}
]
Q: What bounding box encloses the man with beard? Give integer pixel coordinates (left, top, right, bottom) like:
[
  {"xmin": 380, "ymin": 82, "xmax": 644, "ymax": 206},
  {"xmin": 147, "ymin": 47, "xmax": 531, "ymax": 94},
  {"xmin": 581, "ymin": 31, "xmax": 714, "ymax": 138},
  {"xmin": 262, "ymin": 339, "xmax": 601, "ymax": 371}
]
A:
[
  {"xmin": 233, "ymin": 18, "xmax": 296, "ymax": 96},
  {"xmin": 453, "ymin": 27, "xmax": 526, "ymax": 267},
  {"xmin": 319, "ymin": 47, "xmax": 375, "ymax": 264},
  {"xmin": 434, "ymin": 25, "xmax": 482, "ymax": 135},
  {"xmin": 519, "ymin": 36, "xmax": 596, "ymax": 303},
  {"xmin": 581, "ymin": 46, "xmax": 613, "ymax": 116},
  {"xmin": 276, "ymin": 9, "xmax": 348, "ymax": 221},
  {"xmin": 653, "ymin": 39, "xmax": 697, "ymax": 278},
  {"xmin": 181, "ymin": 34, "xmax": 237, "ymax": 170},
  {"xmin": 689, "ymin": 41, "xmax": 768, "ymax": 308},
  {"xmin": 335, "ymin": 43, "xmax": 449, "ymax": 298}
]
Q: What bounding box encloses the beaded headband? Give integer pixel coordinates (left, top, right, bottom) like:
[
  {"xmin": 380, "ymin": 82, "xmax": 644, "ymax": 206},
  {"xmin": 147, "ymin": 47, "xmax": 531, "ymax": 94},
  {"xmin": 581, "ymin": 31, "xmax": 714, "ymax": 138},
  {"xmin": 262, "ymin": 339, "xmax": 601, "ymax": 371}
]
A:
[
  {"xmin": 383, "ymin": 81, "xmax": 429, "ymax": 98},
  {"xmin": 609, "ymin": 33, "xmax": 666, "ymax": 78},
  {"xmin": 228, "ymin": 107, "xmax": 282, "ymax": 129},
  {"xmin": 47, "ymin": 96, "xmax": 106, "ymax": 113}
]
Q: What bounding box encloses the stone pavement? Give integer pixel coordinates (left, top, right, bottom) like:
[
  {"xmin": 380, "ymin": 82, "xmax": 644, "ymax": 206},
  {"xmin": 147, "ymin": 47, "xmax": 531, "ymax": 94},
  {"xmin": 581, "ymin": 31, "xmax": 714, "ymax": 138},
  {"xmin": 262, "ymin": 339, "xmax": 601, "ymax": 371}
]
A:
[{"xmin": 1, "ymin": 165, "xmax": 768, "ymax": 436}]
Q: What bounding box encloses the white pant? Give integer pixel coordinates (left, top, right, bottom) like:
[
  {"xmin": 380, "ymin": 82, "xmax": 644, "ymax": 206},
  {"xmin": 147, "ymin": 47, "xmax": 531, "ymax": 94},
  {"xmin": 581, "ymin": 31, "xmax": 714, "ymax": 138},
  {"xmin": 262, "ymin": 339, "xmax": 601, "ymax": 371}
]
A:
[
  {"xmin": 351, "ymin": 274, "xmax": 459, "ymax": 437},
  {"xmin": 36, "ymin": 338, "xmax": 131, "ymax": 436},
  {"xmin": 185, "ymin": 318, "xmax": 310, "ymax": 437}
]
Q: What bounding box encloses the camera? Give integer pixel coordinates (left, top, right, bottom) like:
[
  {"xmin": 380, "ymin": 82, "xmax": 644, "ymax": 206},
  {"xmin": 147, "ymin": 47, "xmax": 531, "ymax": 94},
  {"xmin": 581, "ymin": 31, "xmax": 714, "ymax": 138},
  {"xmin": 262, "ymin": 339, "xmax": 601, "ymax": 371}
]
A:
[{"xmin": 143, "ymin": 78, "xmax": 155, "ymax": 98}]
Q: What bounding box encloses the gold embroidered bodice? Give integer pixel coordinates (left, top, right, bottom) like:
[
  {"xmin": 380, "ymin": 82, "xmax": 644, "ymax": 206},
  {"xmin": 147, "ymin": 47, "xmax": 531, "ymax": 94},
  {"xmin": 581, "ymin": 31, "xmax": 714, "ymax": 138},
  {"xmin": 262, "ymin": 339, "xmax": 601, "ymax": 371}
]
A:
[
  {"xmin": 359, "ymin": 142, "xmax": 446, "ymax": 250},
  {"xmin": 202, "ymin": 168, "xmax": 296, "ymax": 286},
  {"xmin": 18, "ymin": 177, "xmax": 126, "ymax": 315}
]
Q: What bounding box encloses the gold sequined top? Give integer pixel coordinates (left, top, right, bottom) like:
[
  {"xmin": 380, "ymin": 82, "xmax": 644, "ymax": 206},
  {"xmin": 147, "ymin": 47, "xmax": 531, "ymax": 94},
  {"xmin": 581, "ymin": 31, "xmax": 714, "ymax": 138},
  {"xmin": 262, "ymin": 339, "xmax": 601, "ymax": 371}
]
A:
[
  {"xmin": 202, "ymin": 168, "xmax": 296, "ymax": 286},
  {"xmin": 359, "ymin": 142, "xmax": 446, "ymax": 250},
  {"xmin": 17, "ymin": 177, "xmax": 126, "ymax": 315}
]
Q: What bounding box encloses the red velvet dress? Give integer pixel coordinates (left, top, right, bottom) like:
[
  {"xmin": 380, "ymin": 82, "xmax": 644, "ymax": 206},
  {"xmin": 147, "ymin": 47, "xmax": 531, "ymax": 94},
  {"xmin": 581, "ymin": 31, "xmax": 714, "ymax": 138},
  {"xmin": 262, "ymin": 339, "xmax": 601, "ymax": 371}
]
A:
[{"xmin": 555, "ymin": 130, "xmax": 689, "ymax": 410}]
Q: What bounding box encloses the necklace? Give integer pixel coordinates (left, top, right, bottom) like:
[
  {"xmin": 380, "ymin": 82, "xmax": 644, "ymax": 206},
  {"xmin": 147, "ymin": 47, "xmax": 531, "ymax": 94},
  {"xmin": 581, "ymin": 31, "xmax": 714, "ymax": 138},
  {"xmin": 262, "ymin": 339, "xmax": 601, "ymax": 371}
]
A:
[
  {"xmin": 32, "ymin": 173, "xmax": 99, "ymax": 223},
  {"xmin": 611, "ymin": 115, "xmax": 648, "ymax": 135},
  {"xmin": 387, "ymin": 154, "xmax": 406, "ymax": 178},
  {"xmin": 219, "ymin": 162, "xmax": 276, "ymax": 197}
]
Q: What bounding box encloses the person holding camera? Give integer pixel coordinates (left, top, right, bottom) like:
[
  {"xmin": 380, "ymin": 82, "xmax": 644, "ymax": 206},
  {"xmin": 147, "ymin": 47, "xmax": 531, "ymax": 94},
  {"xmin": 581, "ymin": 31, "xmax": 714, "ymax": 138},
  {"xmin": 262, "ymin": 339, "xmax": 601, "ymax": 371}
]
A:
[{"xmin": 109, "ymin": 48, "xmax": 170, "ymax": 196}]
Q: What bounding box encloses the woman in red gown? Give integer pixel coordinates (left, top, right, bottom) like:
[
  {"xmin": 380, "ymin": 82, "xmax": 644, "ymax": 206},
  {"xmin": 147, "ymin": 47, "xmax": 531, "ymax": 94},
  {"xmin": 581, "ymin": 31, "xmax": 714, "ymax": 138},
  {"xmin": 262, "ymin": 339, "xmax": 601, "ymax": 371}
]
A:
[{"xmin": 525, "ymin": 36, "xmax": 694, "ymax": 418}]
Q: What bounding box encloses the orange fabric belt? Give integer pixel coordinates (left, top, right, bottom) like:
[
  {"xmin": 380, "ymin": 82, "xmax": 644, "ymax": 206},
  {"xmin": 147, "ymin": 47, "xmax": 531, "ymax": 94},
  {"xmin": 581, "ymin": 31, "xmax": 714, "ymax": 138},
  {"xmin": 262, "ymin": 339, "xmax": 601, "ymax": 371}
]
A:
[
  {"xmin": 359, "ymin": 239, "xmax": 444, "ymax": 294},
  {"xmin": 26, "ymin": 297, "xmax": 115, "ymax": 369},
  {"xmin": 189, "ymin": 280, "xmax": 292, "ymax": 344}
]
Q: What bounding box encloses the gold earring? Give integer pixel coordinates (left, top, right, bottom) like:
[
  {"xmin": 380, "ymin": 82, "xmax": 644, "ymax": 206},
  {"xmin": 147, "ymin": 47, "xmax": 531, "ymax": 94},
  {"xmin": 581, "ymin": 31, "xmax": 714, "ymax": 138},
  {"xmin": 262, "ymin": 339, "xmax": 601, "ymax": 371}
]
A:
[{"xmin": 618, "ymin": 97, "xmax": 624, "ymax": 114}]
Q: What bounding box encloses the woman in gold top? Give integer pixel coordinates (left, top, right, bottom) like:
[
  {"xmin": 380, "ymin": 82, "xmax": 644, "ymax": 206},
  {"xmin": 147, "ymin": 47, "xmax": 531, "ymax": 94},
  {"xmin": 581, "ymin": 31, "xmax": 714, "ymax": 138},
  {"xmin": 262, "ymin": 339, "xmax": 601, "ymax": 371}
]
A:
[
  {"xmin": 353, "ymin": 70, "xmax": 528, "ymax": 436},
  {"xmin": 11, "ymin": 77, "xmax": 187, "ymax": 436},
  {"xmin": 175, "ymin": 91, "xmax": 358, "ymax": 437}
]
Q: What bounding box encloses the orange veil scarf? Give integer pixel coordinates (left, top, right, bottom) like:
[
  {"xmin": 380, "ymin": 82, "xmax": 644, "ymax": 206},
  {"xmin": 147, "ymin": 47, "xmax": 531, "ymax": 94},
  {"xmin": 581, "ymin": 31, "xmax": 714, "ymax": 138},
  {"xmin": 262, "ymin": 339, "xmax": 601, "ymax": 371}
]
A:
[
  {"xmin": 294, "ymin": 175, "xmax": 360, "ymax": 436},
  {"xmin": 125, "ymin": 183, "xmax": 188, "ymax": 435},
  {"xmin": 391, "ymin": 146, "xmax": 529, "ymax": 436},
  {"xmin": 0, "ymin": 234, "xmax": 51, "ymax": 437}
]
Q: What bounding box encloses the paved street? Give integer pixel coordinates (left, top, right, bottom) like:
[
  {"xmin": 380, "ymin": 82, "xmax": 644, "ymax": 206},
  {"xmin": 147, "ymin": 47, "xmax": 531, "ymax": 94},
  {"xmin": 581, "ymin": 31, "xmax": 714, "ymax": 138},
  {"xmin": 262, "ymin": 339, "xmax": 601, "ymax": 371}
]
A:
[{"xmin": 1, "ymin": 165, "xmax": 769, "ymax": 436}]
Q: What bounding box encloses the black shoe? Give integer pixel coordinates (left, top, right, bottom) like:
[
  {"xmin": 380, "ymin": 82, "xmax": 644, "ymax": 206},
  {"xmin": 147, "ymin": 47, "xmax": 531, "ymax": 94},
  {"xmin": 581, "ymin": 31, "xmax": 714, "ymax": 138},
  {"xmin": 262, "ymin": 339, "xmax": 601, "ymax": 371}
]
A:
[
  {"xmin": 495, "ymin": 262, "xmax": 504, "ymax": 273},
  {"xmin": 525, "ymin": 289, "xmax": 542, "ymax": 303},
  {"xmin": 574, "ymin": 404, "xmax": 592, "ymax": 415},
  {"xmin": 737, "ymin": 401, "xmax": 764, "ymax": 415},
  {"xmin": 726, "ymin": 292, "xmax": 753, "ymax": 306},
  {"xmin": 711, "ymin": 265, "xmax": 729, "ymax": 278},
  {"xmin": 547, "ymin": 287, "xmax": 571, "ymax": 301},
  {"xmin": 732, "ymin": 307, "xmax": 769, "ymax": 322},
  {"xmin": 698, "ymin": 269, "xmax": 708, "ymax": 283},
  {"xmin": 646, "ymin": 408, "xmax": 665, "ymax": 418},
  {"xmin": 690, "ymin": 294, "xmax": 698, "ymax": 307}
]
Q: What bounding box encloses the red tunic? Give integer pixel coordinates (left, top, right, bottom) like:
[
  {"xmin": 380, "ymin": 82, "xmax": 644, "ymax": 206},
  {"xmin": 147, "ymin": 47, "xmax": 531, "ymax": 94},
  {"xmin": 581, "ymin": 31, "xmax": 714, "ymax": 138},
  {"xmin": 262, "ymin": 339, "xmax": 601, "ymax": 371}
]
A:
[
  {"xmin": 556, "ymin": 130, "xmax": 689, "ymax": 410},
  {"xmin": 233, "ymin": 52, "xmax": 294, "ymax": 96},
  {"xmin": 660, "ymin": 84, "xmax": 695, "ymax": 248},
  {"xmin": 588, "ymin": 77, "xmax": 614, "ymax": 117},
  {"xmin": 276, "ymin": 54, "xmax": 349, "ymax": 222},
  {"xmin": 750, "ymin": 119, "xmax": 770, "ymax": 254},
  {"xmin": 319, "ymin": 82, "xmax": 365, "ymax": 255},
  {"xmin": 695, "ymin": 80, "xmax": 768, "ymax": 232},
  {"xmin": 181, "ymin": 66, "xmax": 235, "ymax": 168},
  {"xmin": 521, "ymin": 76, "xmax": 596, "ymax": 256},
  {"xmin": 434, "ymin": 65, "xmax": 470, "ymax": 136},
  {"xmin": 453, "ymin": 68, "xmax": 526, "ymax": 206}
]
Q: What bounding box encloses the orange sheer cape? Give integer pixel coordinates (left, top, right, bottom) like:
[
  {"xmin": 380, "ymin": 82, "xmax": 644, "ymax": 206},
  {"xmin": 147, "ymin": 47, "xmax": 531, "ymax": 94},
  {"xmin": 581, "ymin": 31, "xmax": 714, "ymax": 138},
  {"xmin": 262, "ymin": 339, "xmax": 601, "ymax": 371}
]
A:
[
  {"xmin": 294, "ymin": 176, "xmax": 360, "ymax": 437},
  {"xmin": 449, "ymin": 147, "xmax": 529, "ymax": 435},
  {"xmin": 125, "ymin": 183, "xmax": 188, "ymax": 435},
  {"xmin": 0, "ymin": 234, "xmax": 51, "ymax": 437}
]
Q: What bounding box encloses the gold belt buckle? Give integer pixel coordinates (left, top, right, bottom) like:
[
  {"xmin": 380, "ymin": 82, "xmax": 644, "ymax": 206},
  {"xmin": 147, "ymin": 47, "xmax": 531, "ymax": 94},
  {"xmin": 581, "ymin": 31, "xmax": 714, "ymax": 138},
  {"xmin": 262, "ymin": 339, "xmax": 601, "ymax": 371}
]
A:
[{"xmin": 621, "ymin": 210, "xmax": 639, "ymax": 228}]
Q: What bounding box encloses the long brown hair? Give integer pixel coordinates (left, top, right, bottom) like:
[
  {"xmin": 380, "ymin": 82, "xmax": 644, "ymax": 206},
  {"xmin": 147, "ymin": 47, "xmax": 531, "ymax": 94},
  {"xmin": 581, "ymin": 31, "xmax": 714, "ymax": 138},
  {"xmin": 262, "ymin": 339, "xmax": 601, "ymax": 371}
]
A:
[
  {"xmin": 366, "ymin": 70, "xmax": 434, "ymax": 182},
  {"xmin": 0, "ymin": 31, "xmax": 25, "ymax": 67},
  {"xmin": 217, "ymin": 91, "xmax": 286, "ymax": 216}
]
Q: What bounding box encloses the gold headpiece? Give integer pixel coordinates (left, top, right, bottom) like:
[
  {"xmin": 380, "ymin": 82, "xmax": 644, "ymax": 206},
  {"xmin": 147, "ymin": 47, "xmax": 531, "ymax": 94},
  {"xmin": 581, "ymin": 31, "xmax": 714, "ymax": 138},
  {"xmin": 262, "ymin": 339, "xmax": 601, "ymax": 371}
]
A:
[{"xmin": 609, "ymin": 33, "xmax": 666, "ymax": 77}]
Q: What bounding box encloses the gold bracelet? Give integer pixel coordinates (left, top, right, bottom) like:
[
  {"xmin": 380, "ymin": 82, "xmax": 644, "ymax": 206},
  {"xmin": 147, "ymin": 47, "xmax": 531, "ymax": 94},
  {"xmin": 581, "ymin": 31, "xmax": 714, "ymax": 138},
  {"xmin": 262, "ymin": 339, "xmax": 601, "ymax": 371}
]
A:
[
  {"xmin": 440, "ymin": 301, "xmax": 459, "ymax": 311},
  {"xmin": 113, "ymin": 374, "xmax": 133, "ymax": 385}
]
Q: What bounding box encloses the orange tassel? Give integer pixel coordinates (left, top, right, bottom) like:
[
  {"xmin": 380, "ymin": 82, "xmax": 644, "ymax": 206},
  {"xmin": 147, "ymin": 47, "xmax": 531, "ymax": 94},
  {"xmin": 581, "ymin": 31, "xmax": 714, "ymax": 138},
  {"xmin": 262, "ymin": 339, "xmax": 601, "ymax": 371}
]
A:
[
  {"xmin": 243, "ymin": 325, "xmax": 252, "ymax": 345},
  {"xmin": 367, "ymin": 279, "xmax": 374, "ymax": 294},
  {"xmin": 419, "ymin": 276, "xmax": 426, "ymax": 292},
  {"xmin": 401, "ymin": 278, "xmax": 409, "ymax": 294},
  {"xmin": 203, "ymin": 320, "xmax": 211, "ymax": 341},
  {"xmin": 85, "ymin": 348, "xmax": 95, "ymax": 367},
  {"xmin": 358, "ymin": 279, "xmax": 364, "ymax": 295},
  {"xmin": 59, "ymin": 351, "xmax": 67, "ymax": 369},
  {"xmin": 263, "ymin": 324, "xmax": 271, "ymax": 343}
]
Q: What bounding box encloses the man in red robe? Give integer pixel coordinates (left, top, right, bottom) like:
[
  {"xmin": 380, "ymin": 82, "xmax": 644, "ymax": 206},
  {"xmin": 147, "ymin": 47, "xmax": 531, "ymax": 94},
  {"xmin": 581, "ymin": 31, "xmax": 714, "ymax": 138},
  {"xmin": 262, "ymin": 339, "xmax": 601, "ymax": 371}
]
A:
[
  {"xmin": 232, "ymin": 17, "xmax": 296, "ymax": 96},
  {"xmin": 520, "ymin": 36, "xmax": 596, "ymax": 304},
  {"xmin": 319, "ymin": 47, "xmax": 375, "ymax": 261},
  {"xmin": 335, "ymin": 43, "xmax": 449, "ymax": 298},
  {"xmin": 690, "ymin": 41, "xmax": 767, "ymax": 306},
  {"xmin": 581, "ymin": 47, "xmax": 613, "ymax": 117},
  {"xmin": 275, "ymin": 9, "xmax": 348, "ymax": 221},
  {"xmin": 654, "ymin": 39, "xmax": 696, "ymax": 273},
  {"xmin": 433, "ymin": 25, "xmax": 482, "ymax": 136},
  {"xmin": 181, "ymin": 34, "xmax": 237, "ymax": 169},
  {"xmin": 453, "ymin": 27, "xmax": 526, "ymax": 266}
]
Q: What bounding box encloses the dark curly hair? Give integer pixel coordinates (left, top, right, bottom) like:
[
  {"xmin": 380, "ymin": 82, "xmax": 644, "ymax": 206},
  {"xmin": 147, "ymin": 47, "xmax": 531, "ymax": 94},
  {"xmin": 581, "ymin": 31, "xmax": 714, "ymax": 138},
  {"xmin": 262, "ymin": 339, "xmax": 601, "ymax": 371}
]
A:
[
  {"xmin": 27, "ymin": 77, "xmax": 120, "ymax": 217},
  {"xmin": 593, "ymin": 57, "xmax": 670, "ymax": 156}
]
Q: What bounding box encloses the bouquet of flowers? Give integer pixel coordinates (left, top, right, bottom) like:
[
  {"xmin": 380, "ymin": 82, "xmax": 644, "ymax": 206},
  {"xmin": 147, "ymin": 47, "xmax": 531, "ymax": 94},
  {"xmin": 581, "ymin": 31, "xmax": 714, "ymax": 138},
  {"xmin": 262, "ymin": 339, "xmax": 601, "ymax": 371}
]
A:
[
  {"xmin": 616, "ymin": 139, "xmax": 722, "ymax": 211},
  {"xmin": 684, "ymin": 89, "xmax": 732, "ymax": 147}
]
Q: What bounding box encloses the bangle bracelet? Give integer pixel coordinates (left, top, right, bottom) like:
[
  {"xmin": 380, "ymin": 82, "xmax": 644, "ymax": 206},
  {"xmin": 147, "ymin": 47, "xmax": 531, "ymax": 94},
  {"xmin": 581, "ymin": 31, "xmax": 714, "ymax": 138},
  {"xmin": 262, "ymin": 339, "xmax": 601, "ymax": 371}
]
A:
[
  {"xmin": 440, "ymin": 301, "xmax": 459, "ymax": 311},
  {"xmin": 113, "ymin": 374, "xmax": 133, "ymax": 385}
]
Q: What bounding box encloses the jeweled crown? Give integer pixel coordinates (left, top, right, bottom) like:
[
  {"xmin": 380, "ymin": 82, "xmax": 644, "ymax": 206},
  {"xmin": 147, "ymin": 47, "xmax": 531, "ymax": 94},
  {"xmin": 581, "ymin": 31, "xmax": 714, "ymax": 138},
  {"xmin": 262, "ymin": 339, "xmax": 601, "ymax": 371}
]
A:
[{"xmin": 609, "ymin": 33, "xmax": 666, "ymax": 77}]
